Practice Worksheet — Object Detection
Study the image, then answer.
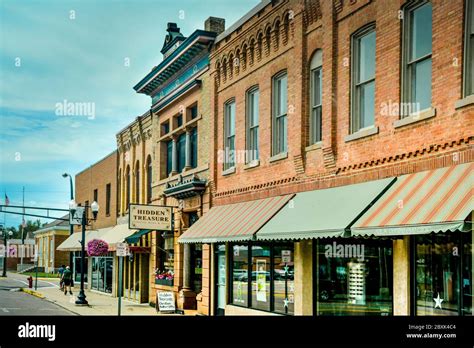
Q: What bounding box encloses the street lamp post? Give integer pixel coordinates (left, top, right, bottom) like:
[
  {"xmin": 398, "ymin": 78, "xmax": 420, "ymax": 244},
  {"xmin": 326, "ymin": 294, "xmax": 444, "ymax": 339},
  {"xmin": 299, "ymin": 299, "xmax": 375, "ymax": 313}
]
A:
[
  {"xmin": 62, "ymin": 173, "xmax": 74, "ymax": 273},
  {"xmin": 1, "ymin": 225, "xmax": 14, "ymax": 277},
  {"xmin": 69, "ymin": 200, "xmax": 99, "ymax": 306}
]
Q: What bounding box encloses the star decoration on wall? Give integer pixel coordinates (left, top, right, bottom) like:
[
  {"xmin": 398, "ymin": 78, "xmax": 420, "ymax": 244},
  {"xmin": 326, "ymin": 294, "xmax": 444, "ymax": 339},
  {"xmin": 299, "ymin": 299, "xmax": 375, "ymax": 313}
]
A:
[
  {"xmin": 433, "ymin": 293, "xmax": 444, "ymax": 309},
  {"xmin": 283, "ymin": 298, "xmax": 289, "ymax": 308}
]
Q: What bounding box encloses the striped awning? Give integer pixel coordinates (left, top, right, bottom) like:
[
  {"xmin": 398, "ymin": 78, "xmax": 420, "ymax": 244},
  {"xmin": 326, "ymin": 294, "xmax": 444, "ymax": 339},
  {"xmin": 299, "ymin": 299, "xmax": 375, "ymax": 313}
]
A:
[
  {"xmin": 178, "ymin": 194, "xmax": 294, "ymax": 243},
  {"xmin": 352, "ymin": 162, "xmax": 473, "ymax": 236}
]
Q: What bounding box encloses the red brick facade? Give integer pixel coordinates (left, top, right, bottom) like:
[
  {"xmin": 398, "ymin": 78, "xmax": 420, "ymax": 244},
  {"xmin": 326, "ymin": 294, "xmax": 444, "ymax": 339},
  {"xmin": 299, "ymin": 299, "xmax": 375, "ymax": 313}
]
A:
[{"xmin": 209, "ymin": 0, "xmax": 473, "ymax": 206}]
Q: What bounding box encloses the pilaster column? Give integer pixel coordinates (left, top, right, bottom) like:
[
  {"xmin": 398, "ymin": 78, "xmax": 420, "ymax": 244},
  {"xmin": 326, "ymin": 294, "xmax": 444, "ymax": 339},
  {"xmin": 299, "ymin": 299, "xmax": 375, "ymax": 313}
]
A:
[
  {"xmin": 185, "ymin": 128, "xmax": 192, "ymax": 170},
  {"xmin": 183, "ymin": 243, "xmax": 192, "ymax": 290}
]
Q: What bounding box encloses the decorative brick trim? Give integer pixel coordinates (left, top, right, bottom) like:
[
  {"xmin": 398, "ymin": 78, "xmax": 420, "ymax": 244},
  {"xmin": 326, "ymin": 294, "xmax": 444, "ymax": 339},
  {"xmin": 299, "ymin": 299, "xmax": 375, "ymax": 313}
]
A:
[
  {"xmin": 337, "ymin": 137, "xmax": 473, "ymax": 174},
  {"xmin": 293, "ymin": 154, "xmax": 305, "ymax": 174}
]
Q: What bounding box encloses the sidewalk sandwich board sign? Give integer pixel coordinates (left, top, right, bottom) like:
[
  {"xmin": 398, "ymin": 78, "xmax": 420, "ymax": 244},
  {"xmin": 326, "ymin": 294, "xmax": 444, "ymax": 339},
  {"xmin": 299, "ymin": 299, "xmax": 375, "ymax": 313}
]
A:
[{"xmin": 156, "ymin": 291, "xmax": 176, "ymax": 313}]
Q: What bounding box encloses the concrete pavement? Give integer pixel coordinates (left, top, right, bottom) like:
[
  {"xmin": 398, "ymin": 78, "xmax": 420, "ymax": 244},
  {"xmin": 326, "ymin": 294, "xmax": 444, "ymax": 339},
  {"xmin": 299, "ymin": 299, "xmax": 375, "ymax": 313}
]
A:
[
  {"xmin": 0, "ymin": 289, "xmax": 74, "ymax": 316},
  {"xmin": 1, "ymin": 272, "xmax": 196, "ymax": 316}
]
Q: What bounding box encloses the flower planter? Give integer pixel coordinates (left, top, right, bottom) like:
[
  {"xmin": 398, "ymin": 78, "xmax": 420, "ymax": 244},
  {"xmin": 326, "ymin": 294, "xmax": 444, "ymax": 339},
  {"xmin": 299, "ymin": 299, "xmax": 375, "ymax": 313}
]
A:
[{"xmin": 155, "ymin": 278, "xmax": 174, "ymax": 286}]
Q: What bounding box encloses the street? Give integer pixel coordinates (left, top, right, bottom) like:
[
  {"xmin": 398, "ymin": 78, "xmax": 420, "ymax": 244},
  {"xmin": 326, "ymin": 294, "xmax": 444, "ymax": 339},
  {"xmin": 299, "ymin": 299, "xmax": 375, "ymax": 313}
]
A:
[{"xmin": 0, "ymin": 272, "xmax": 74, "ymax": 316}]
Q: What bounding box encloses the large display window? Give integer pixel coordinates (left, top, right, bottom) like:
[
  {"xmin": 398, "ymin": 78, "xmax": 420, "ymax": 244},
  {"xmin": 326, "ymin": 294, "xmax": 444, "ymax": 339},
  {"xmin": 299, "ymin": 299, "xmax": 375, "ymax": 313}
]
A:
[
  {"xmin": 315, "ymin": 239, "xmax": 393, "ymax": 316},
  {"xmin": 415, "ymin": 231, "xmax": 472, "ymax": 316},
  {"xmin": 91, "ymin": 253, "xmax": 113, "ymax": 293},
  {"xmin": 230, "ymin": 243, "xmax": 294, "ymax": 315}
]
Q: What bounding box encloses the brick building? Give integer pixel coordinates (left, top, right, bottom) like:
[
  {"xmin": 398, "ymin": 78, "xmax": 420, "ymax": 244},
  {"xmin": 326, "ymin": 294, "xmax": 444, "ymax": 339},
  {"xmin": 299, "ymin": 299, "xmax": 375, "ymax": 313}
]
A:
[
  {"xmin": 131, "ymin": 18, "xmax": 225, "ymax": 313},
  {"xmin": 58, "ymin": 151, "xmax": 120, "ymax": 295},
  {"xmin": 179, "ymin": 0, "xmax": 473, "ymax": 316}
]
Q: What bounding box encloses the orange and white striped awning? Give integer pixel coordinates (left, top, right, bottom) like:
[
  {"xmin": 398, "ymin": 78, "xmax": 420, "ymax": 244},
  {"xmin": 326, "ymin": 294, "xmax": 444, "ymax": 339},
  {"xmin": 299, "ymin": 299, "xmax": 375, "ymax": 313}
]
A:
[
  {"xmin": 352, "ymin": 162, "xmax": 473, "ymax": 236},
  {"xmin": 178, "ymin": 194, "xmax": 294, "ymax": 243}
]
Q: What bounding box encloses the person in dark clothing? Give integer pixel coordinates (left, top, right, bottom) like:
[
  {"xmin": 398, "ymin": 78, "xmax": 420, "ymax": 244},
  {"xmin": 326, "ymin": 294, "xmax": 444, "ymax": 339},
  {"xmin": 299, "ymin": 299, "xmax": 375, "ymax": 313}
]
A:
[
  {"xmin": 61, "ymin": 266, "xmax": 73, "ymax": 295},
  {"xmin": 58, "ymin": 265, "xmax": 65, "ymax": 291}
]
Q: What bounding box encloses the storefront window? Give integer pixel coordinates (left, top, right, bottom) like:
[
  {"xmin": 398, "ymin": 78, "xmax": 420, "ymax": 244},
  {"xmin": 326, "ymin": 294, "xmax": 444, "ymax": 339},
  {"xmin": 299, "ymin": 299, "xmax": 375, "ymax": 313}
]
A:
[
  {"xmin": 191, "ymin": 244, "xmax": 202, "ymax": 293},
  {"xmin": 316, "ymin": 239, "xmax": 393, "ymax": 316},
  {"xmin": 251, "ymin": 245, "xmax": 271, "ymax": 312},
  {"xmin": 73, "ymin": 251, "xmax": 87, "ymax": 283},
  {"xmin": 415, "ymin": 232, "xmax": 472, "ymax": 316},
  {"xmin": 91, "ymin": 254, "xmax": 113, "ymax": 293},
  {"xmin": 232, "ymin": 245, "xmax": 249, "ymax": 306},
  {"xmin": 157, "ymin": 233, "xmax": 174, "ymax": 274},
  {"xmin": 273, "ymin": 244, "xmax": 294, "ymax": 315},
  {"xmin": 230, "ymin": 243, "xmax": 295, "ymax": 314}
]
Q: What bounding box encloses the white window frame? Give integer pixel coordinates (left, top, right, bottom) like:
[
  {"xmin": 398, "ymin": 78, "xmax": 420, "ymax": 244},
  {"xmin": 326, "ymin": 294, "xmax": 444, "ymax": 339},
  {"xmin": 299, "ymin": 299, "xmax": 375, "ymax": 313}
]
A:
[
  {"xmin": 351, "ymin": 24, "xmax": 376, "ymax": 133},
  {"xmin": 401, "ymin": 0, "xmax": 433, "ymax": 117},
  {"xmin": 464, "ymin": 0, "xmax": 474, "ymax": 97},
  {"xmin": 310, "ymin": 50, "xmax": 323, "ymax": 144},
  {"xmin": 246, "ymin": 86, "xmax": 259, "ymax": 163},
  {"xmin": 224, "ymin": 100, "xmax": 236, "ymax": 171},
  {"xmin": 272, "ymin": 71, "xmax": 288, "ymax": 156}
]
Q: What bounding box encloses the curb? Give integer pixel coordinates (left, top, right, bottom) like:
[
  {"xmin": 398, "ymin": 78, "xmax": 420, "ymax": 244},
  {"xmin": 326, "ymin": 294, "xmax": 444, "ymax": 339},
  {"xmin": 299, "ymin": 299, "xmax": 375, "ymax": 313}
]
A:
[{"xmin": 20, "ymin": 288, "xmax": 45, "ymax": 299}]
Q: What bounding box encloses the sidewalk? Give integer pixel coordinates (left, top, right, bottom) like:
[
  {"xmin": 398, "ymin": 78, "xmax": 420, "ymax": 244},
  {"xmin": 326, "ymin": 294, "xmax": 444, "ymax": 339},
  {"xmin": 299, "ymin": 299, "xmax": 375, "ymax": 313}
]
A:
[{"xmin": 9, "ymin": 272, "xmax": 197, "ymax": 316}]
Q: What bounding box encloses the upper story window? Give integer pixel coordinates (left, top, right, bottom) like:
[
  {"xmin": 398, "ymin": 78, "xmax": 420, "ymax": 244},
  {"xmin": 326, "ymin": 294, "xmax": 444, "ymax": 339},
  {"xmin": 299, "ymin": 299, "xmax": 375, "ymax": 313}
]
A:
[
  {"xmin": 125, "ymin": 166, "xmax": 130, "ymax": 210},
  {"xmin": 135, "ymin": 161, "xmax": 140, "ymax": 203},
  {"xmin": 146, "ymin": 156, "xmax": 152, "ymax": 204},
  {"xmin": 176, "ymin": 114, "xmax": 183, "ymax": 128},
  {"xmin": 177, "ymin": 133, "xmax": 186, "ymax": 173},
  {"xmin": 117, "ymin": 169, "xmax": 121, "ymax": 214},
  {"xmin": 351, "ymin": 25, "xmax": 376, "ymax": 132},
  {"xmin": 310, "ymin": 50, "xmax": 322, "ymax": 144},
  {"xmin": 246, "ymin": 87, "xmax": 259, "ymax": 163},
  {"xmin": 272, "ymin": 71, "xmax": 288, "ymax": 156},
  {"xmin": 105, "ymin": 183, "xmax": 111, "ymax": 216},
  {"xmin": 224, "ymin": 100, "xmax": 236, "ymax": 170},
  {"xmin": 190, "ymin": 127, "xmax": 198, "ymax": 168},
  {"xmin": 161, "ymin": 122, "xmax": 170, "ymax": 136},
  {"xmin": 464, "ymin": 0, "xmax": 474, "ymax": 97},
  {"xmin": 93, "ymin": 189, "xmax": 98, "ymax": 203},
  {"xmin": 402, "ymin": 1, "xmax": 432, "ymax": 115},
  {"xmin": 189, "ymin": 104, "xmax": 198, "ymax": 120},
  {"xmin": 166, "ymin": 140, "xmax": 173, "ymax": 177}
]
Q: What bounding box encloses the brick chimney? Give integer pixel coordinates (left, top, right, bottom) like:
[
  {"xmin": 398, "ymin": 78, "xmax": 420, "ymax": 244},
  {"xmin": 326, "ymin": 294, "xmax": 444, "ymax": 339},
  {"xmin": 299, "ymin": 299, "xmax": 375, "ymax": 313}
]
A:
[{"xmin": 205, "ymin": 17, "xmax": 225, "ymax": 35}]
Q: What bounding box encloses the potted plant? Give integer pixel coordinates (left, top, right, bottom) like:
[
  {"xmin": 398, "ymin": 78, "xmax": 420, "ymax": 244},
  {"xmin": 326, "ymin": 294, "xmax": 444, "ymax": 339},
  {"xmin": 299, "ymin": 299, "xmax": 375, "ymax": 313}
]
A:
[
  {"xmin": 154, "ymin": 269, "xmax": 174, "ymax": 286},
  {"xmin": 87, "ymin": 239, "xmax": 109, "ymax": 256}
]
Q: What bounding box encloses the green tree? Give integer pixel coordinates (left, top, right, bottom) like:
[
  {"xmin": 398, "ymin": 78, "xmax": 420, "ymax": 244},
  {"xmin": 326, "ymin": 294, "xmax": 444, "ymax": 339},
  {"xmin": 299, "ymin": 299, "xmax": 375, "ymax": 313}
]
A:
[{"xmin": 16, "ymin": 219, "xmax": 41, "ymax": 240}]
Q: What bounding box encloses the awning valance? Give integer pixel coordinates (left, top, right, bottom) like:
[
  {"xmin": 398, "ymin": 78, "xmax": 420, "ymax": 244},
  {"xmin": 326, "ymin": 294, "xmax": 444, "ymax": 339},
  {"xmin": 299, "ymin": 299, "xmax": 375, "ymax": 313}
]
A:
[
  {"xmin": 178, "ymin": 195, "xmax": 294, "ymax": 243},
  {"xmin": 125, "ymin": 229, "xmax": 152, "ymax": 244},
  {"xmin": 57, "ymin": 224, "xmax": 137, "ymax": 251},
  {"xmin": 56, "ymin": 227, "xmax": 113, "ymax": 251},
  {"xmin": 256, "ymin": 178, "xmax": 395, "ymax": 241},
  {"xmin": 352, "ymin": 162, "xmax": 473, "ymax": 237}
]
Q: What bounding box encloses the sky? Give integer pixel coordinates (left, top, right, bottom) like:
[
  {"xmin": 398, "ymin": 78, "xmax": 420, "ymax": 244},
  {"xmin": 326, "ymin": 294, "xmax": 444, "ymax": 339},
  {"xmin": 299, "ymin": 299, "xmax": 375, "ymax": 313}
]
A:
[{"xmin": 0, "ymin": 0, "xmax": 260, "ymax": 228}]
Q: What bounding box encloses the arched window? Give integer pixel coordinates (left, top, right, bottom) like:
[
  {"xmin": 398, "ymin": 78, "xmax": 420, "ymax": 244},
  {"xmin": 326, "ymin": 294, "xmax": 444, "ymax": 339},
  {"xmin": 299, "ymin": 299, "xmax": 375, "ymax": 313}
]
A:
[
  {"xmin": 126, "ymin": 165, "xmax": 130, "ymax": 210},
  {"xmin": 309, "ymin": 49, "xmax": 322, "ymax": 144},
  {"xmin": 146, "ymin": 156, "xmax": 152, "ymax": 204},
  {"xmin": 135, "ymin": 161, "xmax": 140, "ymax": 204}
]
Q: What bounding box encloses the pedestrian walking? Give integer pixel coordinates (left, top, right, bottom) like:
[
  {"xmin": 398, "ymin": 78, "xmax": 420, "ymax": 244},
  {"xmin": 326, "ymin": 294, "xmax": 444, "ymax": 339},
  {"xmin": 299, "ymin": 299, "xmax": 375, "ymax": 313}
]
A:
[
  {"xmin": 58, "ymin": 265, "xmax": 65, "ymax": 291},
  {"xmin": 61, "ymin": 266, "xmax": 73, "ymax": 295}
]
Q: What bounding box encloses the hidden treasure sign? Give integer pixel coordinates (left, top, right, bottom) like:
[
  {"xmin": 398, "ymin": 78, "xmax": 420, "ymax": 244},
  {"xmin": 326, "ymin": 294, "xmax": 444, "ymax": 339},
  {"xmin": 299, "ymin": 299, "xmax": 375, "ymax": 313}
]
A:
[{"xmin": 129, "ymin": 204, "xmax": 173, "ymax": 230}]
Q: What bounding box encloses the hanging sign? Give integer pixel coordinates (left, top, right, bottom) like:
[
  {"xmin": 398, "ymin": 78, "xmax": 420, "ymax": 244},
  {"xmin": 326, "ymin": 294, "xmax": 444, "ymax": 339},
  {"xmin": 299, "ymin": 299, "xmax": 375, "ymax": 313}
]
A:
[
  {"xmin": 129, "ymin": 204, "xmax": 173, "ymax": 230},
  {"xmin": 116, "ymin": 242, "xmax": 130, "ymax": 257},
  {"xmin": 156, "ymin": 291, "xmax": 176, "ymax": 313}
]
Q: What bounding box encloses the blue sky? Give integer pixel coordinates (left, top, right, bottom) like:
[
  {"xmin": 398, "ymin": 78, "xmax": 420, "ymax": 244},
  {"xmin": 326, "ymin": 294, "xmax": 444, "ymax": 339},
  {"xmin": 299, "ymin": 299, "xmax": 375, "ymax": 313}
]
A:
[{"xmin": 0, "ymin": 0, "xmax": 259, "ymax": 228}]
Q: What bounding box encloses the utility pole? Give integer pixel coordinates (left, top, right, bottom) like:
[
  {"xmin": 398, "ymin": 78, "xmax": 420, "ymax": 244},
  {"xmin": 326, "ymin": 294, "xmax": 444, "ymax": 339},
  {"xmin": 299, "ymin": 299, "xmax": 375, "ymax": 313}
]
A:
[{"xmin": 20, "ymin": 186, "xmax": 25, "ymax": 269}]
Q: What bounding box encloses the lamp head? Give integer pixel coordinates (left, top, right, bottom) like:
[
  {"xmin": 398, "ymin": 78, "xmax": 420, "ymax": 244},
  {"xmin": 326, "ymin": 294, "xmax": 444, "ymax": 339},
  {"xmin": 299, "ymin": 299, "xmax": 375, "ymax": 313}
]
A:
[
  {"xmin": 8, "ymin": 231, "xmax": 13, "ymax": 237},
  {"xmin": 91, "ymin": 201, "xmax": 99, "ymax": 220},
  {"xmin": 69, "ymin": 199, "xmax": 77, "ymax": 216}
]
